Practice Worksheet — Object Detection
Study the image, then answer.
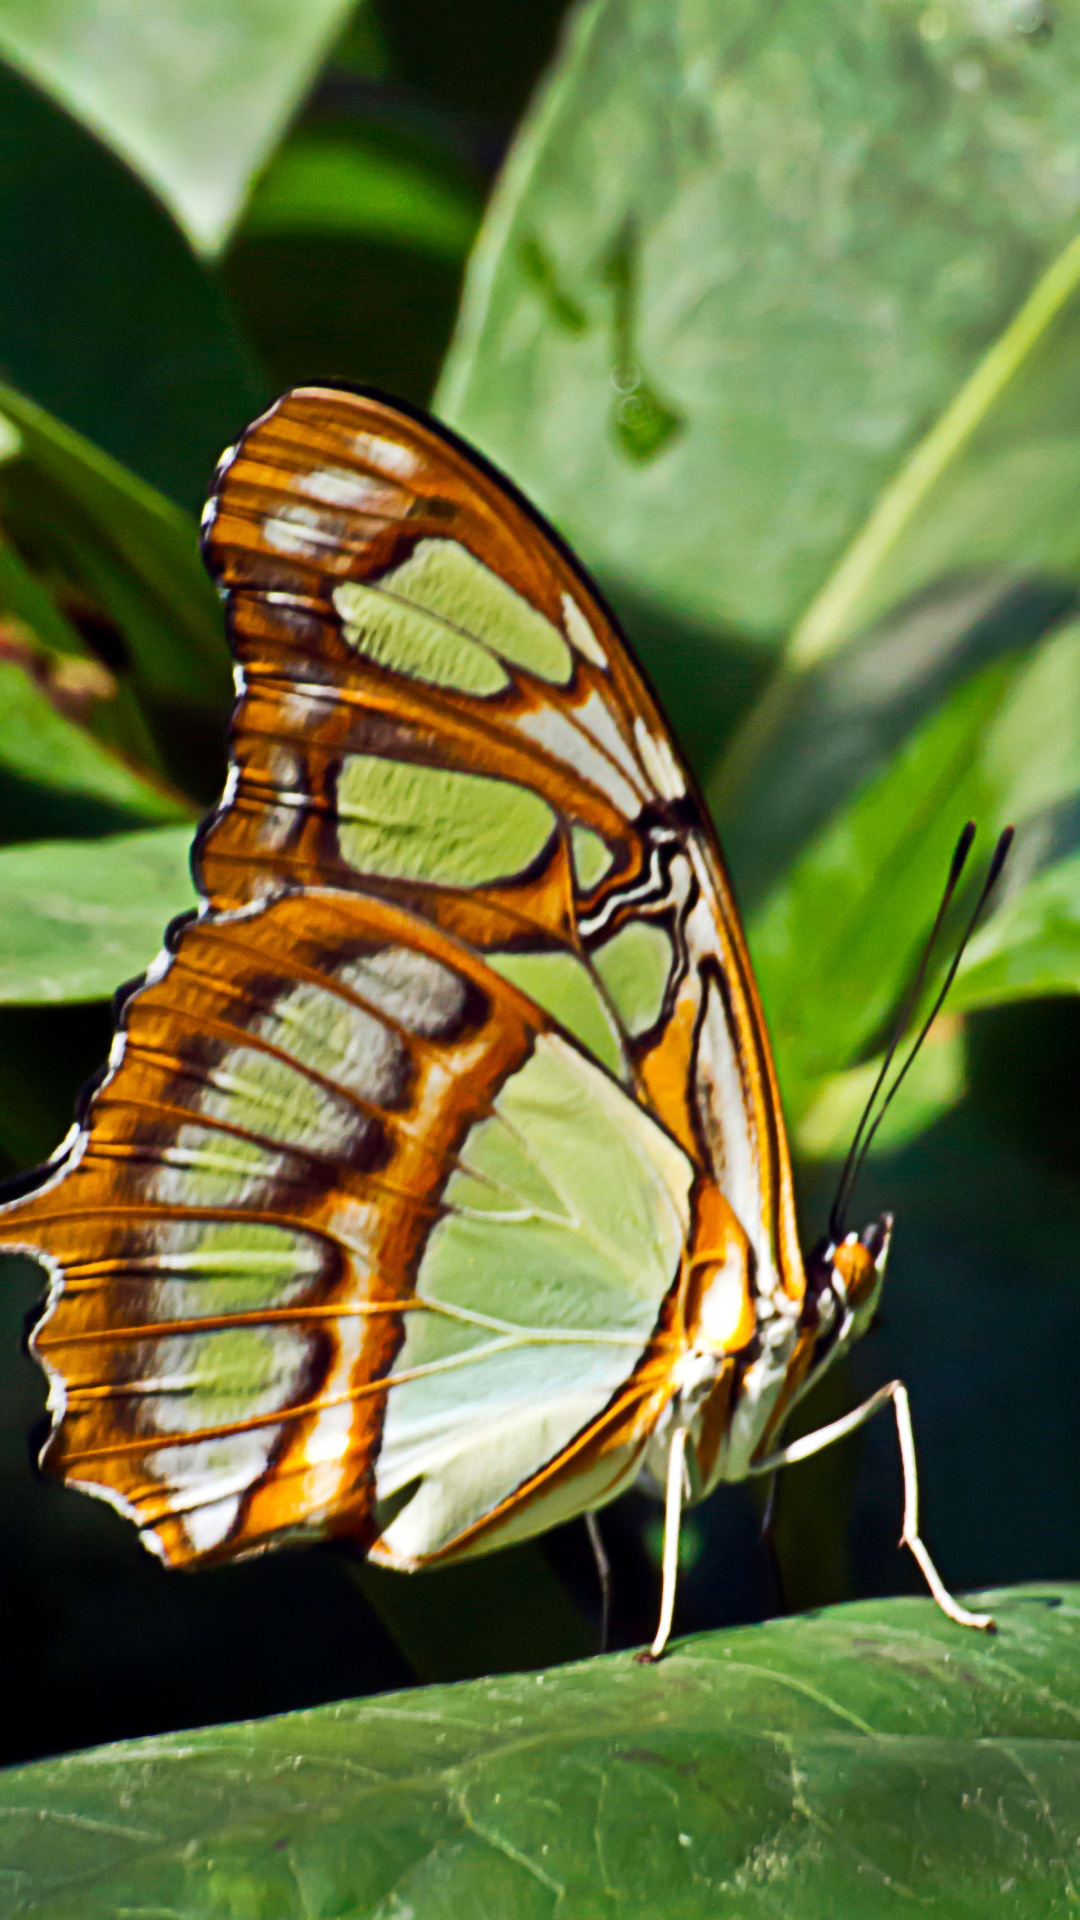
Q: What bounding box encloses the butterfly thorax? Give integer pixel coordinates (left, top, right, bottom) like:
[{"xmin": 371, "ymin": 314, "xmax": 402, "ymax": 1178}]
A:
[
  {"xmin": 641, "ymin": 1207, "xmax": 891, "ymax": 1506},
  {"xmin": 731, "ymin": 1219, "xmax": 891, "ymax": 1483}
]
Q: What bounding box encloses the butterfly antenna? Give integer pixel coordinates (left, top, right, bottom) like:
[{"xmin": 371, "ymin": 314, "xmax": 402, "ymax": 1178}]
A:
[
  {"xmin": 831, "ymin": 825, "xmax": 1013, "ymax": 1242},
  {"xmin": 828, "ymin": 822, "xmax": 978, "ymax": 1245},
  {"xmin": 844, "ymin": 826, "xmax": 1013, "ymax": 1191}
]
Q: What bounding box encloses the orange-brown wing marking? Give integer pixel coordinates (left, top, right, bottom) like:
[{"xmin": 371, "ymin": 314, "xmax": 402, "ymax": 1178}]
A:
[
  {"xmin": 199, "ymin": 389, "xmax": 653, "ymax": 937},
  {"xmin": 0, "ymin": 891, "xmax": 548, "ymax": 1566}
]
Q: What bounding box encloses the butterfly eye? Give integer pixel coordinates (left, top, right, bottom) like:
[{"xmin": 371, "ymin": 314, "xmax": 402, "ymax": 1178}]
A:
[
  {"xmin": 859, "ymin": 1211, "xmax": 893, "ymax": 1264},
  {"xmin": 831, "ymin": 1237, "xmax": 878, "ymax": 1311}
]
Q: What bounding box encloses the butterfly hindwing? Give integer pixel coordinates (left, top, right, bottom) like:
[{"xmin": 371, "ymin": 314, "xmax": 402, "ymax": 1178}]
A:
[
  {"xmin": 12, "ymin": 888, "xmax": 699, "ymax": 1565},
  {"xmin": 23, "ymin": 894, "xmax": 517, "ymax": 1560}
]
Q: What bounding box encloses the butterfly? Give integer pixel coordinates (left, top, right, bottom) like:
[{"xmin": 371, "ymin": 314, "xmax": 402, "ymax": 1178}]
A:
[{"xmin": 0, "ymin": 386, "xmax": 995, "ymax": 1658}]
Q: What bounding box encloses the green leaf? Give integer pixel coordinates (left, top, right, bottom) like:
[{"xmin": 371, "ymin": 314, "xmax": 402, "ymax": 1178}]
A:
[
  {"xmin": 1, "ymin": 1587, "xmax": 1078, "ymax": 1917},
  {"xmin": 0, "ymin": 58, "xmax": 267, "ymax": 510},
  {"xmin": 712, "ymin": 574, "xmax": 1076, "ymax": 908},
  {"xmin": 795, "ymin": 1018, "xmax": 966, "ymax": 1161},
  {"xmin": 746, "ymin": 619, "xmax": 1080, "ymax": 1125},
  {"xmin": 0, "ymin": 0, "xmax": 361, "ymax": 256},
  {"xmin": 244, "ymin": 129, "xmax": 482, "ymax": 260},
  {"xmin": 440, "ymin": 0, "xmax": 1080, "ymax": 645},
  {"xmin": 790, "ymin": 226, "xmax": 1080, "ymax": 669},
  {"xmin": 0, "ymin": 379, "xmax": 232, "ymax": 711},
  {"xmin": 0, "ymin": 533, "xmax": 88, "ymax": 661},
  {"xmin": 0, "ymin": 826, "xmax": 195, "ymax": 1004},
  {"xmin": 0, "ymin": 663, "xmax": 192, "ymax": 845},
  {"xmin": 952, "ymin": 849, "xmax": 1080, "ymax": 1010}
]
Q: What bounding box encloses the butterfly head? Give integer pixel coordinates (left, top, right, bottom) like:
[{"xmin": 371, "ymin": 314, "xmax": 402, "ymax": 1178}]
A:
[{"xmin": 803, "ymin": 1211, "xmax": 892, "ymax": 1377}]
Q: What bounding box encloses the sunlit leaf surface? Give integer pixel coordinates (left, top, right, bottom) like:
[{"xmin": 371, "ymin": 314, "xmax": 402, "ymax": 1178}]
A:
[
  {"xmin": 953, "ymin": 849, "xmax": 1080, "ymax": 1009},
  {"xmin": 441, "ymin": 0, "xmax": 1080, "ymax": 645},
  {"xmin": 712, "ymin": 579, "xmax": 1078, "ymax": 906},
  {"xmin": 0, "ymin": 0, "xmax": 360, "ymax": 254},
  {"xmin": 794, "ymin": 1019, "xmax": 966, "ymax": 1162},
  {"xmin": 747, "ymin": 624, "xmax": 1080, "ymax": 1121},
  {"xmin": 790, "ymin": 227, "xmax": 1080, "ymax": 667},
  {"xmin": 1, "ymin": 1589, "xmax": 1078, "ymax": 1918}
]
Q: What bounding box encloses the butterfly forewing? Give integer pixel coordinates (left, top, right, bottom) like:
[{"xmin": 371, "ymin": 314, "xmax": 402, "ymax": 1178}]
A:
[
  {"xmin": 0, "ymin": 386, "xmax": 805, "ymax": 1568},
  {"xmin": 200, "ymin": 390, "xmax": 801, "ymax": 1292}
]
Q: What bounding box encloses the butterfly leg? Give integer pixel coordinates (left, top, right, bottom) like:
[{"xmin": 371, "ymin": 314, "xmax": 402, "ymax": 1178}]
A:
[
  {"xmin": 759, "ymin": 1470, "xmax": 779, "ymax": 1541},
  {"xmin": 758, "ymin": 1469, "xmax": 789, "ymax": 1615},
  {"xmin": 586, "ymin": 1511, "xmax": 612, "ymax": 1654},
  {"xmin": 750, "ymin": 1380, "xmax": 996, "ymax": 1634},
  {"xmin": 636, "ymin": 1424, "xmax": 691, "ymax": 1664}
]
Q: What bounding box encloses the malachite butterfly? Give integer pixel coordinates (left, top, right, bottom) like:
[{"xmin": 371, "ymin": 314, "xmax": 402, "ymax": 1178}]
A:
[{"xmin": 0, "ymin": 387, "xmax": 993, "ymax": 1658}]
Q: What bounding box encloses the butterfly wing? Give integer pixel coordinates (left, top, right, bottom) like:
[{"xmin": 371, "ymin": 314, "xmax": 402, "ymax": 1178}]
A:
[
  {"xmin": 201, "ymin": 388, "xmax": 803, "ymax": 1305},
  {"xmin": 13, "ymin": 892, "xmax": 690, "ymax": 1564},
  {"xmin": 0, "ymin": 386, "xmax": 805, "ymax": 1567}
]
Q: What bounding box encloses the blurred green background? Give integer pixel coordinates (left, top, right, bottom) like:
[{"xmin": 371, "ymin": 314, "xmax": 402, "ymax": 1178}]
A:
[{"xmin": 2, "ymin": 0, "xmax": 1080, "ymax": 1770}]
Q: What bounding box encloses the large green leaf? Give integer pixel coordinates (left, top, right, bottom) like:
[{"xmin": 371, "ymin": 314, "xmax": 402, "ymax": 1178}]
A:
[
  {"xmin": 0, "ymin": 0, "xmax": 360, "ymax": 256},
  {"xmin": 1, "ymin": 1587, "xmax": 1077, "ymax": 1918},
  {"xmin": 788, "ymin": 225, "xmax": 1080, "ymax": 669},
  {"xmin": 712, "ymin": 574, "xmax": 1076, "ymax": 908},
  {"xmin": 0, "ymin": 826, "xmax": 195, "ymax": 1004},
  {"xmin": 0, "ymin": 59, "xmax": 267, "ymax": 510},
  {"xmin": 952, "ymin": 849, "xmax": 1080, "ymax": 1010},
  {"xmin": 710, "ymin": 209, "xmax": 1080, "ymax": 910},
  {"xmin": 440, "ymin": 0, "xmax": 1080, "ymax": 646},
  {"xmin": 747, "ymin": 619, "xmax": 1080, "ymax": 1127}
]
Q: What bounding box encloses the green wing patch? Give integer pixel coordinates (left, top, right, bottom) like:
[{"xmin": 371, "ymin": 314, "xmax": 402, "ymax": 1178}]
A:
[
  {"xmin": 334, "ymin": 538, "xmax": 573, "ymax": 694},
  {"xmin": 594, "ymin": 919, "xmax": 674, "ymax": 1036},
  {"xmin": 337, "ymin": 756, "xmax": 556, "ymax": 886},
  {"xmin": 487, "ymin": 949, "xmax": 624, "ymax": 1079}
]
